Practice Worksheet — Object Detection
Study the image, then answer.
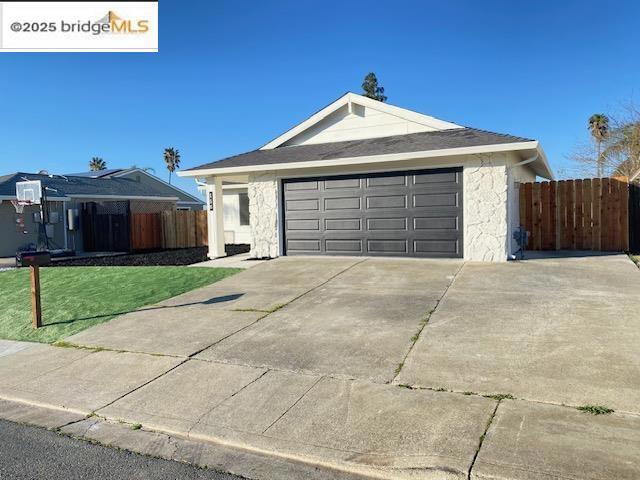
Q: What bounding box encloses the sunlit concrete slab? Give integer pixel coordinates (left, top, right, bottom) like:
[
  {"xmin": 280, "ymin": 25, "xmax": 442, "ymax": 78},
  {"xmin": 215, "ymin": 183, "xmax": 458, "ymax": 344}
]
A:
[
  {"xmin": 472, "ymin": 400, "xmax": 640, "ymax": 480},
  {"xmin": 68, "ymin": 307, "xmax": 264, "ymax": 357},
  {"xmin": 0, "ymin": 345, "xmax": 181, "ymax": 414},
  {"xmin": 98, "ymin": 359, "xmax": 267, "ymax": 433},
  {"xmin": 397, "ymin": 256, "xmax": 640, "ymax": 413}
]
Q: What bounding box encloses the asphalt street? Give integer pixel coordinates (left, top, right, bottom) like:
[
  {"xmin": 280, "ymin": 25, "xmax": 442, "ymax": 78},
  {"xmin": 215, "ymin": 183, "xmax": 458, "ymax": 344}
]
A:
[{"xmin": 0, "ymin": 419, "xmax": 244, "ymax": 480}]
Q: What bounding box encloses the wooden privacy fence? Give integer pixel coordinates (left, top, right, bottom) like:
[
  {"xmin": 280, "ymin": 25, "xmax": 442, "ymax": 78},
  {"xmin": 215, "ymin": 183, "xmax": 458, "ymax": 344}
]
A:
[
  {"xmin": 519, "ymin": 177, "xmax": 629, "ymax": 251},
  {"xmin": 130, "ymin": 210, "xmax": 208, "ymax": 250}
]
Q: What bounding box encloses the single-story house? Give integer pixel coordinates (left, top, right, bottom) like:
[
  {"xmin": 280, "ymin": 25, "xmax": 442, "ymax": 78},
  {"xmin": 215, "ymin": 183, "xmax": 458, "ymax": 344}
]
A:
[
  {"xmin": 180, "ymin": 92, "xmax": 553, "ymax": 262},
  {"xmin": 0, "ymin": 171, "xmax": 204, "ymax": 257},
  {"xmin": 66, "ymin": 167, "xmax": 205, "ymax": 210}
]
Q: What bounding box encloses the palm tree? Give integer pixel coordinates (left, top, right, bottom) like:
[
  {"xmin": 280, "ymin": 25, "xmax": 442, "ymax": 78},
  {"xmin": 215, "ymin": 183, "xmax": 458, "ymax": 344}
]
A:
[
  {"xmin": 588, "ymin": 114, "xmax": 610, "ymax": 177},
  {"xmin": 89, "ymin": 157, "xmax": 106, "ymax": 171},
  {"xmin": 163, "ymin": 147, "xmax": 181, "ymax": 184}
]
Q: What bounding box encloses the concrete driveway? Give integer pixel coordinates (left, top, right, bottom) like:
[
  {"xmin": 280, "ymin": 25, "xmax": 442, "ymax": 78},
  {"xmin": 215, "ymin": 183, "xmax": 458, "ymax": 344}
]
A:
[{"xmin": 1, "ymin": 254, "xmax": 639, "ymax": 479}]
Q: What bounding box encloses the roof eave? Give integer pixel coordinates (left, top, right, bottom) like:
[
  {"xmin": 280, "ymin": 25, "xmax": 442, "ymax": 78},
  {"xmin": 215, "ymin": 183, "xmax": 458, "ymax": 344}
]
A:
[{"xmin": 178, "ymin": 141, "xmax": 543, "ymax": 177}]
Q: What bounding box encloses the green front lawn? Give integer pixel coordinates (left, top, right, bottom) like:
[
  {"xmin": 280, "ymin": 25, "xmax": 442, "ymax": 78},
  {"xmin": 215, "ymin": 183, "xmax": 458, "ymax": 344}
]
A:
[{"xmin": 0, "ymin": 266, "xmax": 240, "ymax": 343}]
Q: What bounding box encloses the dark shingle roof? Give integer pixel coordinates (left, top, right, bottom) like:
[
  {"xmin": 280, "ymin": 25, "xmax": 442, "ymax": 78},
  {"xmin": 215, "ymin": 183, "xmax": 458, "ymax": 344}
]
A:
[
  {"xmin": 0, "ymin": 172, "xmax": 179, "ymax": 199},
  {"xmin": 187, "ymin": 128, "xmax": 534, "ymax": 171},
  {"xmin": 65, "ymin": 168, "xmax": 125, "ymax": 178}
]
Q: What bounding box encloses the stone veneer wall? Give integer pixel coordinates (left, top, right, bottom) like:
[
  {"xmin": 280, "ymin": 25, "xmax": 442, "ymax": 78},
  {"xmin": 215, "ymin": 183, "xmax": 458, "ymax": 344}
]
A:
[
  {"xmin": 463, "ymin": 154, "xmax": 509, "ymax": 262},
  {"xmin": 248, "ymin": 172, "xmax": 279, "ymax": 258}
]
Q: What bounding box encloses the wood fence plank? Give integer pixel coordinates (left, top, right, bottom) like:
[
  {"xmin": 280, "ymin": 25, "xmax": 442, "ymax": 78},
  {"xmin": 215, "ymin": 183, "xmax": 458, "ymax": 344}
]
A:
[
  {"xmin": 549, "ymin": 182, "xmax": 559, "ymax": 250},
  {"xmin": 541, "ymin": 182, "xmax": 551, "ymax": 249},
  {"xmin": 601, "ymin": 178, "xmax": 611, "ymax": 250},
  {"xmin": 575, "ymin": 180, "xmax": 584, "ymax": 249},
  {"xmin": 592, "ymin": 178, "xmax": 601, "ymax": 251},
  {"xmin": 566, "ymin": 181, "xmax": 575, "ymax": 249},
  {"xmin": 524, "ymin": 183, "xmax": 533, "ymax": 248},
  {"xmin": 613, "ymin": 180, "xmax": 623, "ymax": 251},
  {"xmin": 532, "ymin": 183, "xmax": 541, "ymax": 250},
  {"xmin": 620, "ymin": 180, "xmax": 629, "ymax": 251},
  {"xmin": 582, "ymin": 179, "xmax": 593, "ymax": 250},
  {"xmin": 557, "ymin": 181, "xmax": 566, "ymax": 249}
]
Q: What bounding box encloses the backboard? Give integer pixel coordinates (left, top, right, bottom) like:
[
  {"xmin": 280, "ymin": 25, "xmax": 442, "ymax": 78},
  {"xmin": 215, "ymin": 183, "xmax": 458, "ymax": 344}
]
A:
[{"xmin": 16, "ymin": 180, "xmax": 42, "ymax": 205}]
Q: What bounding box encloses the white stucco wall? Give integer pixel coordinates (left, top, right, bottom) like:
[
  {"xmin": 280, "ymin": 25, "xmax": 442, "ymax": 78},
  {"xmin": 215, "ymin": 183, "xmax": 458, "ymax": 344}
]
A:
[
  {"xmin": 248, "ymin": 172, "xmax": 279, "ymax": 258},
  {"xmin": 244, "ymin": 152, "xmax": 532, "ymax": 262}
]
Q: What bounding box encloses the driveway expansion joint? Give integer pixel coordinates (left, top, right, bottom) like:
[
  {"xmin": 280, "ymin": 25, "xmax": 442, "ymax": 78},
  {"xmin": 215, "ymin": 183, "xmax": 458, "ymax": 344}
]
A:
[
  {"xmin": 189, "ymin": 257, "xmax": 370, "ymax": 359},
  {"xmin": 261, "ymin": 375, "xmax": 324, "ymax": 435},
  {"xmin": 467, "ymin": 399, "xmax": 501, "ymax": 480},
  {"xmin": 391, "ymin": 261, "xmax": 466, "ymax": 383}
]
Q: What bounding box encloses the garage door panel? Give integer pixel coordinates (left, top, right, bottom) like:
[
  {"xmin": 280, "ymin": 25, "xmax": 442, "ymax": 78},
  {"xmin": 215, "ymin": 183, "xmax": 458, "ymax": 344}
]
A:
[
  {"xmin": 367, "ymin": 239, "xmax": 408, "ymax": 254},
  {"xmin": 367, "ymin": 217, "xmax": 408, "ymax": 231},
  {"xmin": 367, "ymin": 175, "xmax": 407, "ymax": 187},
  {"xmin": 283, "ymin": 168, "xmax": 462, "ymax": 258},
  {"xmin": 413, "ymin": 193, "xmax": 458, "ymax": 208},
  {"xmin": 366, "ymin": 195, "xmax": 407, "ymax": 209},
  {"xmin": 286, "ymin": 199, "xmax": 319, "ymax": 211},
  {"xmin": 286, "ymin": 219, "xmax": 320, "ymax": 231},
  {"xmin": 287, "ymin": 239, "xmax": 321, "ymax": 252},
  {"xmin": 285, "ymin": 180, "xmax": 319, "ymax": 191},
  {"xmin": 414, "ymin": 239, "xmax": 459, "ymax": 254},
  {"xmin": 325, "ymin": 239, "xmax": 363, "ymax": 253},
  {"xmin": 413, "ymin": 171, "xmax": 460, "ymax": 184},
  {"xmin": 414, "ymin": 217, "xmax": 458, "ymax": 230},
  {"xmin": 324, "ymin": 178, "xmax": 361, "ymax": 189},
  {"xmin": 324, "ymin": 197, "xmax": 361, "ymax": 210},
  {"xmin": 325, "ymin": 218, "xmax": 362, "ymax": 231}
]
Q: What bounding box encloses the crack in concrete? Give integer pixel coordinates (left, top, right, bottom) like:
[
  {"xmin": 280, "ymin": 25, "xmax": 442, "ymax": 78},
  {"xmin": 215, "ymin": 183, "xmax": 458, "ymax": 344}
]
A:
[
  {"xmin": 391, "ymin": 261, "xmax": 466, "ymax": 383},
  {"xmin": 190, "ymin": 257, "xmax": 370, "ymax": 359},
  {"xmin": 261, "ymin": 375, "xmax": 324, "ymax": 435},
  {"xmin": 467, "ymin": 399, "xmax": 501, "ymax": 480},
  {"xmin": 187, "ymin": 369, "xmax": 271, "ymax": 435},
  {"xmin": 93, "ymin": 358, "xmax": 190, "ymax": 414}
]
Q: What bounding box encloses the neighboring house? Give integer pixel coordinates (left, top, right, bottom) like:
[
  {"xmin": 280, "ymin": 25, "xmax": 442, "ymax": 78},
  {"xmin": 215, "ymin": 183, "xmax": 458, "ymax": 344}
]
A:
[
  {"xmin": 66, "ymin": 167, "xmax": 205, "ymax": 210},
  {"xmin": 180, "ymin": 92, "xmax": 554, "ymax": 262},
  {"xmin": 0, "ymin": 171, "xmax": 203, "ymax": 257}
]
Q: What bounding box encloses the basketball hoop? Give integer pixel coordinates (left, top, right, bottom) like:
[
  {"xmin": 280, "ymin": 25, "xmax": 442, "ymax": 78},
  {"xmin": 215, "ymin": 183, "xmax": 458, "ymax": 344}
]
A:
[{"xmin": 10, "ymin": 199, "xmax": 31, "ymax": 214}]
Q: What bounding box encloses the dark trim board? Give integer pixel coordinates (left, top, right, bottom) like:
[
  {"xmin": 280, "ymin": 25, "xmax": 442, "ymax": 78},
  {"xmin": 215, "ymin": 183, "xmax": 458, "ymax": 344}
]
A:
[{"xmin": 281, "ymin": 167, "xmax": 463, "ymax": 258}]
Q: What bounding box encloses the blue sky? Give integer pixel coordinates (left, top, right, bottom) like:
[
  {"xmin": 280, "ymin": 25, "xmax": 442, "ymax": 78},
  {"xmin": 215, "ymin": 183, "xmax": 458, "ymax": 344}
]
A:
[{"xmin": 0, "ymin": 1, "xmax": 638, "ymax": 196}]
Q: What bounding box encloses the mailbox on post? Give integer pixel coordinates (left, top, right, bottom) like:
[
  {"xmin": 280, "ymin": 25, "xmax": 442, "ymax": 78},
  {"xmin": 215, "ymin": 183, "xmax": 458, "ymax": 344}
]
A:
[
  {"xmin": 16, "ymin": 250, "xmax": 50, "ymax": 328},
  {"xmin": 16, "ymin": 250, "xmax": 51, "ymax": 268}
]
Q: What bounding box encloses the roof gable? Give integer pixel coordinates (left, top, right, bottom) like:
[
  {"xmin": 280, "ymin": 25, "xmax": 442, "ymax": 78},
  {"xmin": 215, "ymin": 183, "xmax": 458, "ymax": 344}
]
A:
[{"xmin": 260, "ymin": 92, "xmax": 462, "ymax": 150}]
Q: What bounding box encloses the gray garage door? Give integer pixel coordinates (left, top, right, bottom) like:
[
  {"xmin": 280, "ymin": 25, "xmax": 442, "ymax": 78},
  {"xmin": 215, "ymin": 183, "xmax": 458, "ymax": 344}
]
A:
[{"xmin": 282, "ymin": 167, "xmax": 463, "ymax": 258}]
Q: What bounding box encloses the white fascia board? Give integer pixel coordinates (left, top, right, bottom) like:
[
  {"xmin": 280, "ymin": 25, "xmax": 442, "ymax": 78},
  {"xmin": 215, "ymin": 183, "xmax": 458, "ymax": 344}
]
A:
[
  {"xmin": 0, "ymin": 195, "xmax": 71, "ymax": 201},
  {"xmin": 179, "ymin": 142, "xmax": 540, "ymax": 177},
  {"xmin": 259, "ymin": 92, "xmax": 463, "ymax": 150},
  {"xmin": 533, "ymin": 145, "xmax": 554, "ymax": 180},
  {"xmin": 114, "ymin": 168, "xmax": 205, "ymax": 204},
  {"xmin": 260, "ymin": 94, "xmax": 351, "ymax": 150},
  {"xmin": 67, "ymin": 194, "xmax": 180, "ymax": 201}
]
